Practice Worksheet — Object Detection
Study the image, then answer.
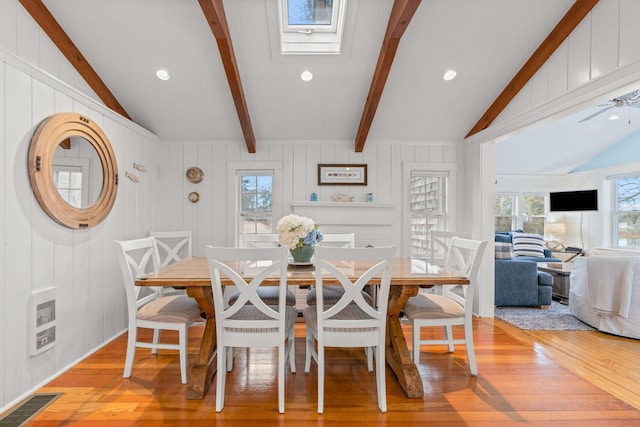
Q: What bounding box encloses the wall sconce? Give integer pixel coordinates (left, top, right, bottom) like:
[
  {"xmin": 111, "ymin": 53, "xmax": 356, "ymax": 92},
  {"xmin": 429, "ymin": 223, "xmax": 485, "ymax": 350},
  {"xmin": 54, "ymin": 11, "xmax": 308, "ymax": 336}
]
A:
[
  {"xmin": 133, "ymin": 163, "xmax": 146, "ymax": 172},
  {"xmin": 125, "ymin": 172, "xmax": 140, "ymax": 183}
]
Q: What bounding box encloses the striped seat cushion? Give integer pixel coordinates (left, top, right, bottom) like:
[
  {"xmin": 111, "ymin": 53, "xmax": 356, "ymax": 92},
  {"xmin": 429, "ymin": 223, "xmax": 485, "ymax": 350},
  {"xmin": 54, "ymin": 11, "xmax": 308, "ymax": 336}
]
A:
[
  {"xmin": 137, "ymin": 295, "xmax": 202, "ymax": 323},
  {"xmin": 306, "ymin": 287, "xmax": 374, "ymax": 306},
  {"xmin": 303, "ymin": 304, "xmax": 377, "ymax": 332},
  {"xmin": 403, "ymin": 293, "xmax": 464, "ymax": 320},
  {"xmin": 228, "ymin": 286, "xmax": 296, "ymax": 306},
  {"xmin": 511, "ymin": 232, "xmax": 545, "ymax": 258},
  {"xmin": 224, "ymin": 305, "xmax": 296, "ymax": 333}
]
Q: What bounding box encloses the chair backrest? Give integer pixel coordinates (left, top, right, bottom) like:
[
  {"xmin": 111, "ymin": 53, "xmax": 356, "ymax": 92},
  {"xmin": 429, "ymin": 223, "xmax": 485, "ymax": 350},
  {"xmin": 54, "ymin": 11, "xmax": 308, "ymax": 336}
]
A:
[
  {"xmin": 241, "ymin": 233, "xmax": 280, "ymax": 248},
  {"xmin": 115, "ymin": 237, "xmax": 163, "ymax": 323},
  {"xmin": 441, "ymin": 237, "xmax": 487, "ymax": 314},
  {"xmin": 313, "ymin": 245, "xmax": 395, "ymax": 343},
  {"xmin": 149, "ymin": 230, "xmax": 192, "ymax": 268},
  {"xmin": 317, "ymin": 233, "xmax": 355, "ymax": 248},
  {"xmin": 430, "ymin": 231, "xmax": 473, "ymax": 266},
  {"xmin": 205, "ymin": 246, "xmax": 289, "ymax": 337}
]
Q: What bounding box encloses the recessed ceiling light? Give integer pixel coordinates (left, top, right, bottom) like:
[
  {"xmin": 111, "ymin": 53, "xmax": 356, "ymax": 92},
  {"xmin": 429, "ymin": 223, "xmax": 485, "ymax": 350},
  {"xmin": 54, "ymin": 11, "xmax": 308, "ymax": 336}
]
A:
[
  {"xmin": 301, "ymin": 70, "xmax": 313, "ymax": 82},
  {"xmin": 156, "ymin": 69, "xmax": 170, "ymax": 81},
  {"xmin": 609, "ymin": 114, "xmax": 620, "ymax": 120},
  {"xmin": 443, "ymin": 69, "xmax": 457, "ymax": 81}
]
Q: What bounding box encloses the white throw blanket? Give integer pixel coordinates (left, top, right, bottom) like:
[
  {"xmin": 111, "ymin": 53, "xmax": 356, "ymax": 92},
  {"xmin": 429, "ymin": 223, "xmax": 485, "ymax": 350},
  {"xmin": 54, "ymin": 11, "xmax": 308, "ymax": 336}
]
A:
[{"xmin": 586, "ymin": 256, "xmax": 637, "ymax": 318}]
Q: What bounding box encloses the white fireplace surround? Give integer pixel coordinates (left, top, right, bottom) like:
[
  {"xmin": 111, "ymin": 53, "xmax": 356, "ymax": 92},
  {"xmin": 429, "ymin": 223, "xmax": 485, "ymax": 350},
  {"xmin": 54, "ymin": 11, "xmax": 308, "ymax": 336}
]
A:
[{"xmin": 290, "ymin": 201, "xmax": 396, "ymax": 248}]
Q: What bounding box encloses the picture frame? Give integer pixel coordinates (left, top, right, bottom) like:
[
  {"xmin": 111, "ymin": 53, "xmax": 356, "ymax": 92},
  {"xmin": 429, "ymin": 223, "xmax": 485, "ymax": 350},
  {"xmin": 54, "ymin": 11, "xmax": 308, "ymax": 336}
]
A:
[{"xmin": 318, "ymin": 164, "xmax": 368, "ymax": 186}]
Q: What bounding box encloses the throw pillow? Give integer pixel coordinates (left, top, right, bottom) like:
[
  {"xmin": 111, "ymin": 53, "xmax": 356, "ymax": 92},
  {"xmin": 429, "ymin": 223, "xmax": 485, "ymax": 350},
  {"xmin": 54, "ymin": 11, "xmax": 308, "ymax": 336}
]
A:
[
  {"xmin": 511, "ymin": 232, "xmax": 545, "ymax": 258},
  {"xmin": 495, "ymin": 242, "xmax": 514, "ymax": 260}
]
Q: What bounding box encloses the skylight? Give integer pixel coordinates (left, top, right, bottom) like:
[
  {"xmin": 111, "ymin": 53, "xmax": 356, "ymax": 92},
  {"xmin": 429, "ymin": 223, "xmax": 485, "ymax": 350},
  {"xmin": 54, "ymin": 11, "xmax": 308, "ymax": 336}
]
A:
[{"xmin": 278, "ymin": 0, "xmax": 347, "ymax": 55}]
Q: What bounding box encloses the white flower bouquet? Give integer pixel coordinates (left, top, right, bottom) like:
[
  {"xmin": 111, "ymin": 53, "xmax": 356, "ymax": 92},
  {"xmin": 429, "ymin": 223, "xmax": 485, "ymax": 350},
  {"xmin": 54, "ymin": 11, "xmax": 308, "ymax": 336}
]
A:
[{"xmin": 276, "ymin": 213, "xmax": 323, "ymax": 249}]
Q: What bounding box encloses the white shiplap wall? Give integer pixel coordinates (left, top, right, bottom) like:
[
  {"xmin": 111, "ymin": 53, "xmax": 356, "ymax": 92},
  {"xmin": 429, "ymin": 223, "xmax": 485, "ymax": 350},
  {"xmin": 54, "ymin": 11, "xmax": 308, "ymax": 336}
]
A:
[
  {"xmin": 0, "ymin": 53, "xmax": 159, "ymax": 414},
  {"xmin": 152, "ymin": 140, "xmax": 464, "ymax": 256}
]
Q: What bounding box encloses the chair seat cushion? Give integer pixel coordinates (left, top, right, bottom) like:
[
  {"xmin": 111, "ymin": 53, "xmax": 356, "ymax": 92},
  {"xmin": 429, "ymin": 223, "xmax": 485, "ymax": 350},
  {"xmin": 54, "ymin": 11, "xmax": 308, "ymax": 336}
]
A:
[
  {"xmin": 228, "ymin": 286, "xmax": 296, "ymax": 306},
  {"xmin": 225, "ymin": 305, "xmax": 296, "ymax": 332},
  {"xmin": 137, "ymin": 295, "xmax": 202, "ymax": 323},
  {"xmin": 403, "ymin": 293, "xmax": 464, "ymax": 320},
  {"xmin": 303, "ymin": 304, "xmax": 376, "ymax": 332},
  {"xmin": 306, "ymin": 287, "xmax": 374, "ymax": 306}
]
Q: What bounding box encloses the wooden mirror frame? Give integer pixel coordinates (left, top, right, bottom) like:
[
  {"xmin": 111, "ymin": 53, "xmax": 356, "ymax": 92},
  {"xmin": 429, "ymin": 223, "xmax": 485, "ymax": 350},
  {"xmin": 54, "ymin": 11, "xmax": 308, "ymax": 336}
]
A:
[{"xmin": 28, "ymin": 112, "xmax": 118, "ymax": 229}]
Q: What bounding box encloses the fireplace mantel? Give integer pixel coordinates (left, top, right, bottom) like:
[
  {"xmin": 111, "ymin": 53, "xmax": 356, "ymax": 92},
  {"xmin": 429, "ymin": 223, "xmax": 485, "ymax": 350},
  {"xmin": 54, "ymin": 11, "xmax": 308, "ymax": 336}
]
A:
[{"xmin": 290, "ymin": 201, "xmax": 395, "ymax": 226}]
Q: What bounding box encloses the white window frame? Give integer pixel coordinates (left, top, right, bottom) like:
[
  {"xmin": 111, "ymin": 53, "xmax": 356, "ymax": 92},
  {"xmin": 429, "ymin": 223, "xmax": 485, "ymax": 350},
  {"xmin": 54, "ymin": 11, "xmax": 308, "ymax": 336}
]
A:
[
  {"xmin": 495, "ymin": 192, "xmax": 547, "ymax": 234},
  {"xmin": 52, "ymin": 157, "xmax": 91, "ymax": 208},
  {"xmin": 282, "ymin": 0, "xmax": 341, "ymax": 33},
  {"xmin": 495, "ymin": 192, "xmax": 517, "ymax": 232},
  {"xmin": 402, "ymin": 162, "xmax": 457, "ymax": 258},
  {"xmin": 227, "ymin": 162, "xmax": 283, "ymax": 247},
  {"xmin": 611, "ymin": 173, "xmax": 640, "ymax": 249},
  {"xmin": 277, "ymin": 0, "xmax": 348, "ymax": 54}
]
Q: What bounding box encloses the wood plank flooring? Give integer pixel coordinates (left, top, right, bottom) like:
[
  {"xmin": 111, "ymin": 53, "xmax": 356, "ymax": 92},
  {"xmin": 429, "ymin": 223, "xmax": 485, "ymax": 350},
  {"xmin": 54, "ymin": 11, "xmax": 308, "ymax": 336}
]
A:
[{"xmin": 10, "ymin": 317, "xmax": 640, "ymax": 426}]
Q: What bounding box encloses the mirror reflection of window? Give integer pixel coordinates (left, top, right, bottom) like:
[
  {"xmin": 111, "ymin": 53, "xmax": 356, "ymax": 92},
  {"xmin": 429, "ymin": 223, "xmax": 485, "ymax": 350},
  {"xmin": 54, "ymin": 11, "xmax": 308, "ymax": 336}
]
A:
[
  {"xmin": 53, "ymin": 164, "xmax": 85, "ymax": 208},
  {"xmin": 52, "ymin": 136, "xmax": 103, "ymax": 208}
]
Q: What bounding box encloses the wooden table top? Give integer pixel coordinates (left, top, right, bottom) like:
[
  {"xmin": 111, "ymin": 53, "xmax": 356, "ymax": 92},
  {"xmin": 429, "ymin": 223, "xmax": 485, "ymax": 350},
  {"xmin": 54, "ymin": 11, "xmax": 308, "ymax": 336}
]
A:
[{"xmin": 135, "ymin": 256, "xmax": 470, "ymax": 287}]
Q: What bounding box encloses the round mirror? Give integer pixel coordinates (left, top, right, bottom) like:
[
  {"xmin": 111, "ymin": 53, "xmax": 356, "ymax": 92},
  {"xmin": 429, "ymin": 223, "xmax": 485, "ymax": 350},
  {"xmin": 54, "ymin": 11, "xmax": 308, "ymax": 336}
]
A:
[{"xmin": 28, "ymin": 113, "xmax": 118, "ymax": 229}]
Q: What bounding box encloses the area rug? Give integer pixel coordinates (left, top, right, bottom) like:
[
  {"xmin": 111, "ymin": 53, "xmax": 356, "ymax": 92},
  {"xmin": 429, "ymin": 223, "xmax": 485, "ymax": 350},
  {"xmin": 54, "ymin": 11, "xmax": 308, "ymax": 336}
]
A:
[{"xmin": 494, "ymin": 301, "xmax": 596, "ymax": 331}]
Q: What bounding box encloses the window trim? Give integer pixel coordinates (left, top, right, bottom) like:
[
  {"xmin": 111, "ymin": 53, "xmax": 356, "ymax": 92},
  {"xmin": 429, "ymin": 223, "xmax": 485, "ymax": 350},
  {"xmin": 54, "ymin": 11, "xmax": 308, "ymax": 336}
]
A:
[
  {"xmin": 277, "ymin": 0, "xmax": 348, "ymax": 54},
  {"xmin": 402, "ymin": 162, "xmax": 458, "ymax": 258},
  {"xmin": 611, "ymin": 173, "xmax": 640, "ymax": 248},
  {"xmin": 227, "ymin": 162, "xmax": 283, "ymax": 247}
]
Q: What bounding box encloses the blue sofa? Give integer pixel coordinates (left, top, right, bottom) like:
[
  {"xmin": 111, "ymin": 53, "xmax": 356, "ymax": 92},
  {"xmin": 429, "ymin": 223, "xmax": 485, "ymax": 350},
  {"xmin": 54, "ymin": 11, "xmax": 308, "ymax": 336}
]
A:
[{"xmin": 494, "ymin": 231, "xmax": 559, "ymax": 307}]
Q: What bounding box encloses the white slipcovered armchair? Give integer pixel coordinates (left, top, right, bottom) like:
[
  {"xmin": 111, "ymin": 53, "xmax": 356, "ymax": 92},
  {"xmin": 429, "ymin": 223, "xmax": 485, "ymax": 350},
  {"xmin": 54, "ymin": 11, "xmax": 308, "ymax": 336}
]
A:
[{"xmin": 569, "ymin": 252, "xmax": 640, "ymax": 339}]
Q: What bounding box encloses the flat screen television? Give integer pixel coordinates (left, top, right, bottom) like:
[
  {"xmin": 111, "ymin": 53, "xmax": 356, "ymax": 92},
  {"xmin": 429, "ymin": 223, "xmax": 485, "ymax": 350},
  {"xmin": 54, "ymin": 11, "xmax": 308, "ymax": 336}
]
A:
[{"xmin": 549, "ymin": 189, "xmax": 598, "ymax": 212}]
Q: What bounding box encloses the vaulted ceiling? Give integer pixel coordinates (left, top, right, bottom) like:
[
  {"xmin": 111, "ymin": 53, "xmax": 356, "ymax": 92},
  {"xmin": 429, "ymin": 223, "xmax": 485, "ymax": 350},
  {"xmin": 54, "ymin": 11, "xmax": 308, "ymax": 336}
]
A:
[{"xmin": 22, "ymin": 0, "xmax": 618, "ymax": 169}]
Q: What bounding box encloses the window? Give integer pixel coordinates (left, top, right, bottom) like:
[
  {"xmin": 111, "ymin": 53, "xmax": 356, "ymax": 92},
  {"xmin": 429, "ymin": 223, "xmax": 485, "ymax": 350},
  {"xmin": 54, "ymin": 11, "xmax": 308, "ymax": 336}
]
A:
[
  {"xmin": 614, "ymin": 175, "xmax": 640, "ymax": 248},
  {"xmin": 284, "ymin": 0, "xmax": 338, "ymax": 31},
  {"xmin": 409, "ymin": 172, "xmax": 447, "ymax": 258},
  {"xmin": 495, "ymin": 192, "xmax": 546, "ymax": 235},
  {"xmin": 278, "ymin": 0, "xmax": 347, "ymax": 54},
  {"xmin": 239, "ymin": 173, "xmax": 273, "ymax": 237},
  {"xmin": 522, "ymin": 194, "xmax": 546, "ymax": 235},
  {"xmin": 495, "ymin": 194, "xmax": 516, "ymax": 232}
]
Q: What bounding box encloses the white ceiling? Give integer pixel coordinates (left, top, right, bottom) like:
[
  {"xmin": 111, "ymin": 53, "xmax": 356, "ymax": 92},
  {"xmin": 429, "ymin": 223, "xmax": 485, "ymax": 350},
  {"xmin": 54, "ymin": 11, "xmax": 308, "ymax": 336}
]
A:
[{"xmin": 38, "ymin": 0, "xmax": 636, "ymax": 173}]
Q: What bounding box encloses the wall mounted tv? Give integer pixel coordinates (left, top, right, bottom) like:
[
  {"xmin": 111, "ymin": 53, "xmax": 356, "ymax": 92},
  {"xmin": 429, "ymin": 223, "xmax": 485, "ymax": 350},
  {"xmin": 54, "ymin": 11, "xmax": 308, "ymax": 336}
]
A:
[{"xmin": 549, "ymin": 189, "xmax": 598, "ymax": 212}]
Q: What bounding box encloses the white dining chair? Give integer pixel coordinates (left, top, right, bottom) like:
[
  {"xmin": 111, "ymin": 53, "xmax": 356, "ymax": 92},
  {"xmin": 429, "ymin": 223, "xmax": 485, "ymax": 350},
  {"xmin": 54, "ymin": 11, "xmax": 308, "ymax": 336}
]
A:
[
  {"xmin": 306, "ymin": 233, "xmax": 359, "ymax": 307},
  {"xmin": 429, "ymin": 230, "xmax": 473, "ymax": 267},
  {"xmin": 303, "ymin": 245, "xmax": 395, "ymax": 413},
  {"xmin": 231, "ymin": 233, "xmax": 296, "ymax": 307},
  {"xmin": 115, "ymin": 236, "xmax": 202, "ymax": 384},
  {"xmin": 403, "ymin": 237, "xmax": 487, "ymax": 375},
  {"xmin": 205, "ymin": 245, "xmax": 296, "ymax": 413},
  {"xmin": 148, "ymin": 230, "xmax": 194, "ymax": 297},
  {"xmin": 149, "ymin": 230, "xmax": 193, "ymax": 268}
]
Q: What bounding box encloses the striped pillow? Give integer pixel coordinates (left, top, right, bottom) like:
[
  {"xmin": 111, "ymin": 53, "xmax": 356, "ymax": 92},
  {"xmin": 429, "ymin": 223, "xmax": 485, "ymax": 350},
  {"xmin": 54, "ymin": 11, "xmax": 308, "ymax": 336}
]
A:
[
  {"xmin": 495, "ymin": 242, "xmax": 514, "ymax": 260},
  {"xmin": 511, "ymin": 232, "xmax": 545, "ymax": 258}
]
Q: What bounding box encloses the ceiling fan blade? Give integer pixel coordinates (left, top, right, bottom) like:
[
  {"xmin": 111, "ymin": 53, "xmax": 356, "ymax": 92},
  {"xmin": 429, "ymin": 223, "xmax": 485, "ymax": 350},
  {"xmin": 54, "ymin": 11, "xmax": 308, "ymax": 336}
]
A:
[{"xmin": 578, "ymin": 104, "xmax": 616, "ymax": 122}]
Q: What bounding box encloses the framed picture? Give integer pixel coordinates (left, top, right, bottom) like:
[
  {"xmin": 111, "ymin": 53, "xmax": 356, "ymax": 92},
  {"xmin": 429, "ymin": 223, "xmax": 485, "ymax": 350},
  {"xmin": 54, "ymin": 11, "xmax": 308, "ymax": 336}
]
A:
[{"xmin": 318, "ymin": 164, "xmax": 368, "ymax": 186}]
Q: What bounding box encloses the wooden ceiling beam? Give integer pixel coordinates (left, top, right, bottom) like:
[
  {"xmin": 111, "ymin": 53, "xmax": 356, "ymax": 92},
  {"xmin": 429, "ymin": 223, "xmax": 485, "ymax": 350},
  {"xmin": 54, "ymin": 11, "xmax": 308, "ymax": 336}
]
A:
[
  {"xmin": 19, "ymin": 0, "xmax": 131, "ymax": 120},
  {"xmin": 198, "ymin": 0, "xmax": 256, "ymax": 153},
  {"xmin": 465, "ymin": 0, "xmax": 600, "ymax": 138},
  {"xmin": 354, "ymin": 0, "xmax": 422, "ymax": 153}
]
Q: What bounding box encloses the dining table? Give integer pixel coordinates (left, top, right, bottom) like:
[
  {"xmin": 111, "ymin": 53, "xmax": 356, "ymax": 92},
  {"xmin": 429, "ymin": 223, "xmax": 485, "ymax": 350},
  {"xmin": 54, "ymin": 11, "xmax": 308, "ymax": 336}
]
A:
[{"xmin": 136, "ymin": 256, "xmax": 469, "ymax": 400}]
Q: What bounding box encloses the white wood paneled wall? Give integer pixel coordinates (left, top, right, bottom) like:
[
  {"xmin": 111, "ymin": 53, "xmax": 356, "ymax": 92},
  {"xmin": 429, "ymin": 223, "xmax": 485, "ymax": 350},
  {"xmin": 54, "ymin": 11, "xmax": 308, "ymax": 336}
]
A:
[
  {"xmin": 0, "ymin": 52, "xmax": 159, "ymax": 413},
  {"xmin": 494, "ymin": 0, "xmax": 640, "ymax": 130},
  {"xmin": 152, "ymin": 140, "xmax": 463, "ymax": 256}
]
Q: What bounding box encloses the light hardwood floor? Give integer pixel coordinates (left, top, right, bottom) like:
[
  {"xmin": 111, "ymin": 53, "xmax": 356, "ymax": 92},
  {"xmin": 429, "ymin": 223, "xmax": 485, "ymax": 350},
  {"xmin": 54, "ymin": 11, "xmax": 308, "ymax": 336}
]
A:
[{"xmin": 11, "ymin": 317, "xmax": 640, "ymax": 426}]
